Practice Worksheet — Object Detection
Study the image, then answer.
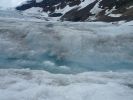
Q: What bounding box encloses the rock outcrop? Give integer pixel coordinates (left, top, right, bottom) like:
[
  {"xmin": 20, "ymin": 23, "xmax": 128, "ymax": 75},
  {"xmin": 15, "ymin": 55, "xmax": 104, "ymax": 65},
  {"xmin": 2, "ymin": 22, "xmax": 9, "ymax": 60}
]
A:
[{"xmin": 16, "ymin": 0, "xmax": 133, "ymax": 22}]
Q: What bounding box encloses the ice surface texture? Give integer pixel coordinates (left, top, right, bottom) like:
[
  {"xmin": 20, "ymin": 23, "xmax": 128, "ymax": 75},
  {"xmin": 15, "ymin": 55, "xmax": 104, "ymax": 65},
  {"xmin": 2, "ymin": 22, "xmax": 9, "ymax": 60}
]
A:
[
  {"xmin": 0, "ymin": 18, "xmax": 133, "ymax": 73},
  {"xmin": 0, "ymin": 69, "xmax": 133, "ymax": 100}
]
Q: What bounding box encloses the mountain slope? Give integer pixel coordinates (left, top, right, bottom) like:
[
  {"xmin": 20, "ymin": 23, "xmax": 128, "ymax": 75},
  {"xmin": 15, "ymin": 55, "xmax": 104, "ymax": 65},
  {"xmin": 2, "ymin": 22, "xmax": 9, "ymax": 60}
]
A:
[{"xmin": 15, "ymin": 0, "xmax": 133, "ymax": 21}]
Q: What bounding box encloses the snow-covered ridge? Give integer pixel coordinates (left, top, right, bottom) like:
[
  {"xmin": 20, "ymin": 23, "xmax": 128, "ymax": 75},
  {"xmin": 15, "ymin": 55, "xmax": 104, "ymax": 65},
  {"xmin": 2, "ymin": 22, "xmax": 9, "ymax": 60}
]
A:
[
  {"xmin": 0, "ymin": 0, "xmax": 133, "ymax": 21},
  {"xmin": 14, "ymin": 0, "xmax": 133, "ymax": 22}
]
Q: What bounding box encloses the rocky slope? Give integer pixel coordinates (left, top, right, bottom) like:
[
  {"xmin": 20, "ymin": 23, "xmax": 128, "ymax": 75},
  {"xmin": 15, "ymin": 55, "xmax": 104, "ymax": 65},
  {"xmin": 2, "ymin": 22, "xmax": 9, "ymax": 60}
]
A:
[{"xmin": 16, "ymin": 0, "xmax": 133, "ymax": 22}]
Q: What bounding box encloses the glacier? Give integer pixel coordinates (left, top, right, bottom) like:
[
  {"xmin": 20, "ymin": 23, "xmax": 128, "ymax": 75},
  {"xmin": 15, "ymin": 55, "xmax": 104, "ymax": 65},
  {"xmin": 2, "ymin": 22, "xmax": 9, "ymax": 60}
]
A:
[
  {"xmin": 0, "ymin": 16, "xmax": 133, "ymax": 73},
  {"xmin": 0, "ymin": 7, "xmax": 133, "ymax": 100}
]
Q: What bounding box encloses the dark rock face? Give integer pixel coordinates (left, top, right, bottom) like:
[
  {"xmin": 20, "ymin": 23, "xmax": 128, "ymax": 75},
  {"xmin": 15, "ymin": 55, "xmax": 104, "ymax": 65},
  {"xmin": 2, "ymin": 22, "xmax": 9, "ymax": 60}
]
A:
[
  {"xmin": 60, "ymin": 0, "xmax": 97, "ymax": 21},
  {"xmin": 16, "ymin": 0, "xmax": 81, "ymax": 12},
  {"xmin": 16, "ymin": 0, "xmax": 133, "ymax": 22},
  {"xmin": 97, "ymin": 0, "xmax": 133, "ymax": 22},
  {"xmin": 49, "ymin": 13, "xmax": 63, "ymax": 17}
]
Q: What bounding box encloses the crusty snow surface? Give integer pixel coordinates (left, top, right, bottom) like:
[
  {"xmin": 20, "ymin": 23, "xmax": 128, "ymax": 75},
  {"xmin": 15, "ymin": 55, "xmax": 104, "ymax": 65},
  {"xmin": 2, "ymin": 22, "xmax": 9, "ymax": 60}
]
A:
[{"xmin": 0, "ymin": 69, "xmax": 133, "ymax": 100}]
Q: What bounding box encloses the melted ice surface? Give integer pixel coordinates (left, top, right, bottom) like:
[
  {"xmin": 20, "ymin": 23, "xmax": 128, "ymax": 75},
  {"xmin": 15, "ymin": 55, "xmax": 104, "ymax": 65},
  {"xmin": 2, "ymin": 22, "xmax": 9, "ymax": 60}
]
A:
[{"xmin": 0, "ymin": 16, "xmax": 133, "ymax": 73}]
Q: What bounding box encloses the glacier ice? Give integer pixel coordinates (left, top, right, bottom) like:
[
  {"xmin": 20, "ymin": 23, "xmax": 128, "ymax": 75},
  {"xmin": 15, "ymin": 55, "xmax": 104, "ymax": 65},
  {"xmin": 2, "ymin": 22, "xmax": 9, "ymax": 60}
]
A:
[
  {"xmin": 0, "ymin": 69, "xmax": 133, "ymax": 100},
  {"xmin": 0, "ymin": 18, "xmax": 133, "ymax": 73}
]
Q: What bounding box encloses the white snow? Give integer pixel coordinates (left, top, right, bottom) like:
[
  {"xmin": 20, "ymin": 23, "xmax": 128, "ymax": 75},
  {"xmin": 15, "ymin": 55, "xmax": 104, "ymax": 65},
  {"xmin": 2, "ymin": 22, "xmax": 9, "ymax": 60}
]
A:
[
  {"xmin": 105, "ymin": 6, "xmax": 116, "ymax": 15},
  {"xmin": 55, "ymin": 0, "xmax": 97, "ymax": 14},
  {"xmin": 0, "ymin": 0, "xmax": 27, "ymax": 9},
  {"xmin": 0, "ymin": 69, "xmax": 133, "ymax": 100},
  {"xmin": 22, "ymin": 7, "xmax": 48, "ymax": 17},
  {"xmin": 55, "ymin": 5, "xmax": 76, "ymax": 14},
  {"xmin": 36, "ymin": 0, "xmax": 43, "ymax": 3},
  {"xmin": 78, "ymin": 0, "xmax": 94, "ymax": 10},
  {"xmin": 90, "ymin": 0, "xmax": 103, "ymax": 15},
  {"xmin": 108, "ymin": 14, "xmax": 122, "ymax": 17},
  {"xmin": 24, "ymin": 7, "xmax": 43, "ymax": 14},
  {"xmin": 127, "ymin": 5, "xmax": 133, "ymax": 9}
]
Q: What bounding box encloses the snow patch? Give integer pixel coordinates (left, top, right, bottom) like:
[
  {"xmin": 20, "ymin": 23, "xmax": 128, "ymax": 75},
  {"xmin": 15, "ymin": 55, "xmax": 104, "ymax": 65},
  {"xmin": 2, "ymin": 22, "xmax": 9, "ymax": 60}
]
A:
[
  {"xmin": 108, "ymin": 14, "xmax": 122, "ymax": 17},
  {"xmin": 79, "ymin": 0, "xmax": 94, "ymax": 10},
  {"xmin": 36, "ymin": 0, "xmax": 43, "ymax": 3},
  {"xmin": 0, "ymin": 0, "xmax": 27, "ymax": 9}
]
